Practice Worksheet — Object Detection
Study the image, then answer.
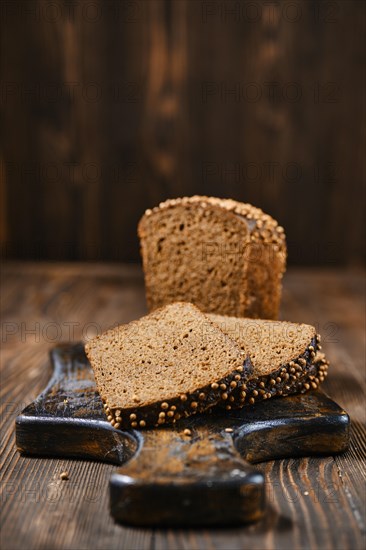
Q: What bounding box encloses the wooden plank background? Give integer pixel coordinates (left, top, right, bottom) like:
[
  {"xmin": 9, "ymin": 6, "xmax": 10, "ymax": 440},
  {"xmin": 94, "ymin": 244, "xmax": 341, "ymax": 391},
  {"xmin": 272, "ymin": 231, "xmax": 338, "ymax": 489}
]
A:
[{"xmin": 1, "ymin": 0, "xmax": 365, "ymax": 265}]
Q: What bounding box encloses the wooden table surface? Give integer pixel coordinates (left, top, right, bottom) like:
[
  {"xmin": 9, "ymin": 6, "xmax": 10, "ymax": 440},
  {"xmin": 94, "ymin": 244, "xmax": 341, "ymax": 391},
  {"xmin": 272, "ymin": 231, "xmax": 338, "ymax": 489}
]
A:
[{"xmin": 1, "ymin": 262, "xmax": 365, "ymax": 550}]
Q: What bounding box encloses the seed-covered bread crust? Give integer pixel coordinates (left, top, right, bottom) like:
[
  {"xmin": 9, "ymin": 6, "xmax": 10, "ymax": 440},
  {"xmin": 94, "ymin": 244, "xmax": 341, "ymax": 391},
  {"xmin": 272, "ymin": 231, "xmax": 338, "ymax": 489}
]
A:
[
  {"xmin": 207, "ymin": 314, "xmax": 328, "ymax": 409},
  {"xmin": 142, "ymin": 196, "xmax": 286, "ymax": 251},
  {"xmin": 138, "ymin": 196, "xmax": 287, "ymax": 319},
  {"xmin": 85, "ymin": 303, "xmax": 249, "ymax": 429}
]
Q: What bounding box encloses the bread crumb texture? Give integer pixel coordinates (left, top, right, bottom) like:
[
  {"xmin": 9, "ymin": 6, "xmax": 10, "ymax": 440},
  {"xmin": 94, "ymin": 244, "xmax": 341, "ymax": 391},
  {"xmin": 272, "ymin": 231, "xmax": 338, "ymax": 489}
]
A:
[
  {"xmin": 138, "ymin": 196, "xmax": 287, "ymax": 319},
  {"xmin": 85, "ymin": 302, "xmax": 248, "ymax": 429}
]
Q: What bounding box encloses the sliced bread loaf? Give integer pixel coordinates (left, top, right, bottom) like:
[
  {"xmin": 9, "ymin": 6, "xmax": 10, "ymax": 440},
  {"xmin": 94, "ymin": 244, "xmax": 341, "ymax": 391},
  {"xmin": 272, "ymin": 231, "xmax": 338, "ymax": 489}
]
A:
[
  {"xmin": 207, "ymin": 314, "xmax": 328, "ymax": 409},
  {"xmin": 85, "ymin": 303, "xmax": 248, "ymax": 429},
  {"xmin": 138, "ymin": 196, "xmax": 287, "ymax": 319}
]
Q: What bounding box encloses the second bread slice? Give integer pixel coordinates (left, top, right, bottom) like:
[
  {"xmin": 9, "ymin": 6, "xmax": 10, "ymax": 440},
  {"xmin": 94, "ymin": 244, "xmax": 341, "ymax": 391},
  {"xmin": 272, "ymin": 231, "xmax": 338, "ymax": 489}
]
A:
[
  {"xmin": 208, "ymin": 314, "xmax": 328, "ymax": 409},
  {"xmin": 85, "ymin": 302, "xmax": 247, "ymax": 429}
]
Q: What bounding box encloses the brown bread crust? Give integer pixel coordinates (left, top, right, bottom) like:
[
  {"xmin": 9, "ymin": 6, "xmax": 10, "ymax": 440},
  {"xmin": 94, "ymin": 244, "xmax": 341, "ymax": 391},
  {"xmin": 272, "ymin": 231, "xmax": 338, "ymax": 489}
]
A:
[
  {"xmin": 102, "ymin": 362, "xmax": 251, "ymax": 430},
  {"xmin": 218, "ymin": 336, "xmax": 329, "ymax": 410},
  {"xmin": 138, "ymin": 196, "xmax": 287, "ymax": 319}
]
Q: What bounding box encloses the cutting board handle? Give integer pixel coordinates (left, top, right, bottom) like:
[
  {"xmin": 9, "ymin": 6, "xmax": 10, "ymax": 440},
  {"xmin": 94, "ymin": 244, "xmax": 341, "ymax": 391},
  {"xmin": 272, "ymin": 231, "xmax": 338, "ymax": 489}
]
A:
[{"xmin": 110, "ymin": 426, "xmax": 265, "ymax": 526}]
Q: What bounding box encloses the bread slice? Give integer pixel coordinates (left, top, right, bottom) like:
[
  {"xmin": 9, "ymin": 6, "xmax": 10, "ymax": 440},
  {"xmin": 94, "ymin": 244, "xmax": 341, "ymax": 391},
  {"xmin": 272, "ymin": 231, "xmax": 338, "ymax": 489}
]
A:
[
  {"xmin": 207, "ymin": 314, "xmax": 328, "ymax": 409},
  {"xmin": 85, "ymin": 303, "xmax": 248, "ymax": 429},
  {"xmin": 138, "ymin": 196, "xmax": 287, "ymax": 319}
]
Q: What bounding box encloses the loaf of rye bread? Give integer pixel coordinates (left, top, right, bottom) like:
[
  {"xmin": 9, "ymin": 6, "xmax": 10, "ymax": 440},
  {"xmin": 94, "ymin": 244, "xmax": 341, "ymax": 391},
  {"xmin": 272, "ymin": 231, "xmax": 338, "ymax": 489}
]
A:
[
  {"xmin": 207, "ymin": 314, "xmax": 329, "ymax": 410},
  {"xmin": 138, "ymin": 196, "xmax": 287, "ymax": 319},
  {"xmin": 85, "ymin": 303, "xmax": 249, "ymax": 429}
]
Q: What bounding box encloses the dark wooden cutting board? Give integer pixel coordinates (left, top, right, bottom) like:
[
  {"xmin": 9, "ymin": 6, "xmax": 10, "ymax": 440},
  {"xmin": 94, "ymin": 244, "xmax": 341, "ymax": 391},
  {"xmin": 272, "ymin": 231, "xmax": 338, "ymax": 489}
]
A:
[{"xmin": 15, "ymin": 343, "xmax": 350, "ymax": 527}]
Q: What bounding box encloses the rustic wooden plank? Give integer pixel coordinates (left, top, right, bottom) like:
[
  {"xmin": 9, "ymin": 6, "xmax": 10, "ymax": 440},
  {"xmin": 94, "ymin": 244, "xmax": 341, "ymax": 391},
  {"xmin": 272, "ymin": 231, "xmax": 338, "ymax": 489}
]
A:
[
  {"xmin": 1, "ymin": 263, "xmax": 365, "ymax": 549},
  {"xmin": 182, "ymin": 0, "xmax": 366, "ymax": 267},
  {"xmin": 1, "ymin": 1, "xmax": 364, "ymax": 264},
  {"xmin": 281, "ymin": 268, "xmax": 366, "ymax": 539}
]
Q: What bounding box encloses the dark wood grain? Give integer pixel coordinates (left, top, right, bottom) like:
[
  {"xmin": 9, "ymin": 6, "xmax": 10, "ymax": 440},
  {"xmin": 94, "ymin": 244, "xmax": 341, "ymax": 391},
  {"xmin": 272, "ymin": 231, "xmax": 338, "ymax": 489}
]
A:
[
  {"xmin": 15, "ymin": 343, "xmax": 349, "ymax": 527},
  {"xmin": 1, "ymin": 1, "xmax": 365, "ymax": 265},
  {"xmin": 1, "ymin": 262, "xmax": 365, "ymax": 549}
]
